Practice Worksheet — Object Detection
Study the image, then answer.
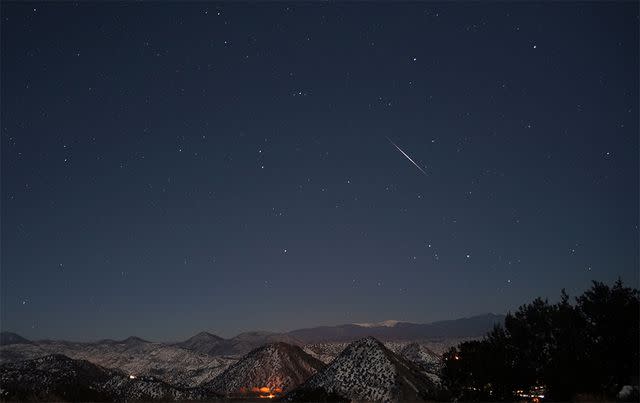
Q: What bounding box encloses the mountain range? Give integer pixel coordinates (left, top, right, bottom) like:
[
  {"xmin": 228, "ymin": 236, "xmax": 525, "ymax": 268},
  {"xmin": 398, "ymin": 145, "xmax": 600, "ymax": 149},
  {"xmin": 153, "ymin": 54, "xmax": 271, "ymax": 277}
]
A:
[
  {"xmin": 1, "ymin": 338, "xmax": 445, "ymax": 402},
  {"xmin": 287, "ymin": 313, "xmax": 504, "ymax": 343},
  {"xmin": 0, "ymin": 334, "xmax": 235, "ymax": 387},
  {"xmin": 0, "ymin": 314, "xmax": 503, "ymax": 401},
  {"xmin": 1, "ymin": 313, "xmax": 502, "ymax": 349},
  {"xmin": 172, "ymin": 330, "xmax": 302, "ymax": 357},
  {"xmin": 0, "ymin": 354, "xmax": 220, "ymax": 402}
]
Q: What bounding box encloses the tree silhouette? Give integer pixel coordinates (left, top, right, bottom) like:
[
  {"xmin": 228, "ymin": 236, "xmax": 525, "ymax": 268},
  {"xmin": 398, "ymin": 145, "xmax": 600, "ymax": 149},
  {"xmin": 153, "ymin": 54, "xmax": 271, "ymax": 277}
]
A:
[
  {"xmin": 576, "ymin": 279, "xmax": 639, "ymax": 396},
  {"xmin": 442, "ymin": 280, "xmax": 639, "ymax": 401}
]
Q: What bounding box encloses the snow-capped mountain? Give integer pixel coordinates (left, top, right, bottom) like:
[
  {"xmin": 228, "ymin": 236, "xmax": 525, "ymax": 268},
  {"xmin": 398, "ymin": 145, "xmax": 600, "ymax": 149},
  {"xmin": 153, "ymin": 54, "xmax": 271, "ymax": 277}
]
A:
[
  {"xmin": 304, "ymin": 341, "xmax": 442, "ymax": 374},
  {"xmin": 287, "ymin": 313, "xmax": 505, "ymax": 343},
  {"xmin": 303, "ymin": 341, "xmax": 443, "ymax": 386},
  {"xmin": 287, "ymin": 337, "xmax": 442, "ymax": 402},
  {"xmin": 353, "ymin": 319, "xmax": 402, "ymax": 328},
  {"xmin": 205, "ymin": 342, "xmax": 325, "ymax": 398},
  {"xmin": 0, "ymin": 354, "xmax": 219, "ymax": 402},
  {"xmin": 0, "ymin": 334, "xmax": 235, "ymax": 387},
  {"xmin": 172, "ymin": 330, "xmax": 304, "ymax": 357}
]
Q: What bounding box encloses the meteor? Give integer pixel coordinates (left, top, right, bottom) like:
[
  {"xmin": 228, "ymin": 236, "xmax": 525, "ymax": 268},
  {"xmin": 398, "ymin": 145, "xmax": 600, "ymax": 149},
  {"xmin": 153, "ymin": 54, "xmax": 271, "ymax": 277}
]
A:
[{"xmin": 386, "ymin": 137, "xmax": 428, "ymax": 176}]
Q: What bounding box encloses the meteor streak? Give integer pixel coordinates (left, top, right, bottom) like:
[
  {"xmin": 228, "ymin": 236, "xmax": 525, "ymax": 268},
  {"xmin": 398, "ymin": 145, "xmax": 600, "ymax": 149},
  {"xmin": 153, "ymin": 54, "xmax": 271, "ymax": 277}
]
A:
[{"xmin": 386, "ymin": 137, "xmax": 428, "ymax": 176}]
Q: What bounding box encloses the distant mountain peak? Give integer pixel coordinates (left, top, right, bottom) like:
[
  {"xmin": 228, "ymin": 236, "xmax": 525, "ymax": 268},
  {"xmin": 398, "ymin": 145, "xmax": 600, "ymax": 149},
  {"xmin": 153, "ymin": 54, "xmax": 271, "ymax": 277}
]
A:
[
  {"xmin": 353, "ymin": 319, "xmax": 402, "ymax": 328},
  {"xmin": 288, "ymin": 313, "xmax": 505, "ymax": 343},
  {"xmin": 234, "ymin": 330, "xmax": 275, "ymax": 338},
  {"xmin": 121, "ymin": 336, "xmax": 149, "ymax": 344},
  {"xmin": 0, "ymin": 331, "xmax": 31, "ymax": 346},
  {"xmin": 190, "ymin": 331, "xmax": 225, "ymax": 341},
  {"xmin": 174, "ymin": 330, "xmax": 301, "ymax": 357}
]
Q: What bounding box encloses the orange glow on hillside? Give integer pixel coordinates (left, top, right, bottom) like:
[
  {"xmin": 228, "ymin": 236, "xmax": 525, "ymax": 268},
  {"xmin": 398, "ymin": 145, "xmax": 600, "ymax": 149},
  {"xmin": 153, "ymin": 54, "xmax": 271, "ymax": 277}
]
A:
[
  {"xmin": 258, "ymin": 393, "xmax": 276, "ymax": 399},
  {"xmin": 244, "ymin": 386, "xmax": 282, "ymax": 399}
]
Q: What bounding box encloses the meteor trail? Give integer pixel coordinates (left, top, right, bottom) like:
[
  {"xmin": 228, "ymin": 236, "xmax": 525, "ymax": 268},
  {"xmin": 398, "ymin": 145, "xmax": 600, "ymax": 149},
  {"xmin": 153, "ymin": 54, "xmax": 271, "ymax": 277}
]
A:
[{"xmin": 386, "ymin": 137, "xmax": 428, "ymax": 176}]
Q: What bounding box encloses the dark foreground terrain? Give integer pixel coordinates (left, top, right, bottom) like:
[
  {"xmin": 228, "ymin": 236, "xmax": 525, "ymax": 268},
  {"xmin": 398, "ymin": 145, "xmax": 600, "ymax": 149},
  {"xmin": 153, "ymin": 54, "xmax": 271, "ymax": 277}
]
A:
[{"xmin": 0, "ymin": 336, "xmax": 444, "ymax": 402}]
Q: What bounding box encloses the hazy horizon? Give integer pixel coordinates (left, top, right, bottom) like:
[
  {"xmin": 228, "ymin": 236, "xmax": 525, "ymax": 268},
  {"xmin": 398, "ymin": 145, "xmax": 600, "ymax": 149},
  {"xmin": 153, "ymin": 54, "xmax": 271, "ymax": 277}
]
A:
[{"xmin": 2, "ymin": 310, "xmax": 510, "ymax": 342}]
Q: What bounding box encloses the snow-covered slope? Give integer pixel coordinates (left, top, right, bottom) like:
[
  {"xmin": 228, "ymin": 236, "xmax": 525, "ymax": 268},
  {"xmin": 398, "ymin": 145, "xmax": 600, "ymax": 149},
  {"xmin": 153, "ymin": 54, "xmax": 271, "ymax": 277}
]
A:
[
  {"xmin": 0, "ymin": 337, "xmax": 235, "ymax": 387},
  {"xmin": 397, "ymin": 342, "xmax": 441, "ymax": 373},
  {"xmin": 0, "ymin": 354, "xmax": 219, "ymax": 401},
  {"xmin": 288, "ymin": 337, "xmax": 440, "ymax": 402},
  {"xmin": 206, "ymin": 342, "xmax": 324, "ymax": 398},
  {"xmin": 304, "ymin": 341, "xmax": 442, "ymax": 372},
  {"xmin": 171, "ymin": 331, "xmax": 225, "ymax": 356},
  {"xmin": 303, "ymin": 342, "xmax": 350, "ymax": 364}
]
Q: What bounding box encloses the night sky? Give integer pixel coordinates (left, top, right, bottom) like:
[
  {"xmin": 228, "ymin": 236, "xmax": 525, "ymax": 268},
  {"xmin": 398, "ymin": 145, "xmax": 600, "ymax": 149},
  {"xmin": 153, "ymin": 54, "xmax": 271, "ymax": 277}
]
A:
[{"xmin": 1, "ymin": 3, "xmax": 638, "ymax": 341}]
